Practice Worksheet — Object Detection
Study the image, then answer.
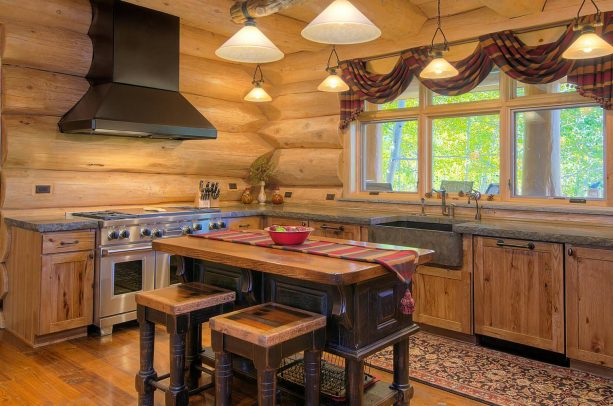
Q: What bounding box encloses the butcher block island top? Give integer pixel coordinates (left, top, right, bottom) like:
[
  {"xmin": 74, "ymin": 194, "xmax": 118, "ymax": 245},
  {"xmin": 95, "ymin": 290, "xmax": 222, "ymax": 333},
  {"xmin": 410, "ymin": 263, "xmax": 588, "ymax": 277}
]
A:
[{"xmin": 153, "ymin": 234, "xmax": 434, "ymax": 285}]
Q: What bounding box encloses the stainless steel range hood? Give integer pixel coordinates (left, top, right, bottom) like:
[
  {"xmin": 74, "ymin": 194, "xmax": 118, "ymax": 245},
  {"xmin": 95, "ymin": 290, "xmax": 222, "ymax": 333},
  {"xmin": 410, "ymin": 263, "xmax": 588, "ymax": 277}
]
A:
[{"xmin": 59, "ymin": 0, "xmax": 217, "ymax": 140}]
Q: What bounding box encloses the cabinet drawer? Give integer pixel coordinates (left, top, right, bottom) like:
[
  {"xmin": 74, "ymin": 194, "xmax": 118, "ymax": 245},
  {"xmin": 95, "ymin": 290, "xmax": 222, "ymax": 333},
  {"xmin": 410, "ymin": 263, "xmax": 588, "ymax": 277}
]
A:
[
  {"xmin": 309, "ymin": 221, "xmax": 361, "ymax": 241},
  {"xmin": 226, "ymin": 216, "xmax": 262, "ymax": 231},
  {"xmin": 42, "ymin": 230, "xmax": 95, "ymax": 254},
  {"xmin": 266, "ymin": 217, "xmax": 308, "ymax": 227}
]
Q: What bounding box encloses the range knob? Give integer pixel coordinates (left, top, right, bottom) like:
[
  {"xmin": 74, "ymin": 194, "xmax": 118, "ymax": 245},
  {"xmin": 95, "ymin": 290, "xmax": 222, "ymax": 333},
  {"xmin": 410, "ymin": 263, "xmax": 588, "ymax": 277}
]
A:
[
  {"xmin": 209, "ymin": 223, "xmax": 215, "ymax": 230},
  {"xmin": 212, "ymin": 222, "xmax": 219, "ymax": 230},
  {"xmin": 219, "ymin": 221, "xmax": 226, "ymax": 229},
  {"xmin": 182, "ymin": 225, "xmax": 193, "ymax": 235},
  {"xmin": 140, "ymin": 228, "xmax": 152, "ymax": 237},
  {"xmin": 193, "ymin": 223, "xmax": 203, "ymax": 231},
  {"xmin": 152, "ymin": 229, "xmax": 164, "ymax": 238},
  {"xmin": 119, "ymin": 229, "xmax": 130, "ymax": 239},
  {"xmin": 107, "ymin": 230, "xmax": 120, "ymax": 240}
]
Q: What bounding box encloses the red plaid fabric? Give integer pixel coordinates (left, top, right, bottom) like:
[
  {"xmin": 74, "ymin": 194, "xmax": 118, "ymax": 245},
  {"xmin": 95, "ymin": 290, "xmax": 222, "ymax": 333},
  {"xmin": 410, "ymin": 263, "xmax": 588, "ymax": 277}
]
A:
[
  {"xmin": 339, "ymin": 12, "xmax": 612, "ymax": 129},
  {"xmin": 191, "ymin": 230, "xmax": 419, "ymax": 314}
]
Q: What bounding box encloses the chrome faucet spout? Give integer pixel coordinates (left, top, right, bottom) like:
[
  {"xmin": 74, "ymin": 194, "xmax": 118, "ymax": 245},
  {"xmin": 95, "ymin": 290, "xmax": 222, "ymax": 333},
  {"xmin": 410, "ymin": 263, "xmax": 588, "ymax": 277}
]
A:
[
  {"xmin": 467, "ymin": 189, "xmax": 482, "ymax": 220},
  {"xmin": 432, "ymin": 188, "xmax": 449, "ymax": 216}
]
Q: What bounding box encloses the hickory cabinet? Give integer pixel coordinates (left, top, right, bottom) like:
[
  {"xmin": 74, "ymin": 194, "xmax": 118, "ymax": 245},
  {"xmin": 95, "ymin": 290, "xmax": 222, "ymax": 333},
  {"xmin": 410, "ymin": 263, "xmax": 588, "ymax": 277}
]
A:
[
  {"xmin": 5, "ymin": 228, "xmax": 95, "ymax": 347},
  {"xmin": 265, "ymin": 217, "xmax": 366, "ymax": 241},
  {"xmin": 566, "ymin": 245, "xmax": 613, "ymax": 367},
  {"xmin": 474, "ymin": 236, "xmax": 564, "ymax": 353}
]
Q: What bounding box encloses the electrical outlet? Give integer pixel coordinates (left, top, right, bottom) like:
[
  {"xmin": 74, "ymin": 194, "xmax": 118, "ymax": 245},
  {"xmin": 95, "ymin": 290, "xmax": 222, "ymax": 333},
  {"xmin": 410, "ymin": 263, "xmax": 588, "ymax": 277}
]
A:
[
  {"xmin": 284, "ymin": 191, "xmax": 292, "ymax": 198},
  {"xmin": 35, "ymin": 185, "xmax": 51, "ymax": 194},
  {"xmin": 326, "ymin": 193, "xmax": 335, "ymax": 201},
  {"xmin": 228, "ymin": 183, "xmax": 237, "ymax": 190}
]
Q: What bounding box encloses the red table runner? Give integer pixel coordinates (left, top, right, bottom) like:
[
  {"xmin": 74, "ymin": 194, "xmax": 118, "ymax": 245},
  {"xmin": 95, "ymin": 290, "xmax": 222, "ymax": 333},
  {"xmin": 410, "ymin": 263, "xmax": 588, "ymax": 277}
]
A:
[{"xmin": 190, "ymin": 230, "xmax": 418, "ymax": 314}]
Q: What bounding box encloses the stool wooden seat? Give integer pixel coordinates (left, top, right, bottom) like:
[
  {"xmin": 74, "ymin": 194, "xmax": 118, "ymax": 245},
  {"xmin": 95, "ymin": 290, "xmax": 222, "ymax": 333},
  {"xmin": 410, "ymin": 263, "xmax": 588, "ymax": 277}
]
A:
[
  {"xmin": 210, "ymin": 303, "xmax": 326, "ymax": 406},
  {"xmin": 135, "ymin": 282, "xmax": 235, "ymax": 406}
]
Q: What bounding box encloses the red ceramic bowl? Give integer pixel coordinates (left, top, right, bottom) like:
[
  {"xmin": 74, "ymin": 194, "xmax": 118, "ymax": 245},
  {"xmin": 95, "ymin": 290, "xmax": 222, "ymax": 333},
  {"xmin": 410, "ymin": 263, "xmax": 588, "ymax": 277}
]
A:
[{"xmin": 265, "ymin": 226, "xmax": 314, "ymax": 246}]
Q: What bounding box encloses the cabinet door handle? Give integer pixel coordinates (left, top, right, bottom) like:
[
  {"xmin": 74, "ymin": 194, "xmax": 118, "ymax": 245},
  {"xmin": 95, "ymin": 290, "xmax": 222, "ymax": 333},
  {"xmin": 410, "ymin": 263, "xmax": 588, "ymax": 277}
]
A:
[
  {"xmin": 59, "ymin": 240, "xmax": 80, "ymax": 246},
  {"xmin": 567, "ymin": 248, "xmax": 574, "ymax": 257},
  {"xmin": 320, "ymin": 225, "xmax": 345, "ymax": 232},
  {"xmin": 496, "ymin": 240, "xmax": 535, "ymax": 250}
]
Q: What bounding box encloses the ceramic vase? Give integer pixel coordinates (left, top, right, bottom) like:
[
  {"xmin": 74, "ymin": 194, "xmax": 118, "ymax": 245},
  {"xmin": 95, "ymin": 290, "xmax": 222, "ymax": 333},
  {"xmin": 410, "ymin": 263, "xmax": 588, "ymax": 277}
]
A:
[{"xmin": 258, "ymin": 181, "xmax": 266, "ymax": 205}]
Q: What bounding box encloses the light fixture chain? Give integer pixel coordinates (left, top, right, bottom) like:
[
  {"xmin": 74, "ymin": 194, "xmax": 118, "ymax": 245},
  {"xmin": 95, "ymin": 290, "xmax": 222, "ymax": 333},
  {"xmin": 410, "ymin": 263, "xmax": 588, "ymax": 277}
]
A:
[
  {"xmin": 430, "ymin": 0, "xmax": 449, "ymax": 51},
  {"xmin": 253, "ymin": 64, "xmax": 265, "ymax": 84}
]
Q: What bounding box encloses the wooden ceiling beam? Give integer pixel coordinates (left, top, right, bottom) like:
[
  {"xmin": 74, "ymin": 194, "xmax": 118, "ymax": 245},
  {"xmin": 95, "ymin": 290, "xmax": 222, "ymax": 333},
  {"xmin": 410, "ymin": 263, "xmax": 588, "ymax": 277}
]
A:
[
  {"xmin": 124, "ymin": 0, "xmax": 325, "ymax": 54},
  {"xmin": 230, "ymin": 0, "xmax": 306, "ymax": 24},
  {"xmin": 479, "ymin": 0, "xmax": 547, "ymax": 18},
  {"xmin": 279, "ymin": 0, "xmax": 428, "ymax": 40}
]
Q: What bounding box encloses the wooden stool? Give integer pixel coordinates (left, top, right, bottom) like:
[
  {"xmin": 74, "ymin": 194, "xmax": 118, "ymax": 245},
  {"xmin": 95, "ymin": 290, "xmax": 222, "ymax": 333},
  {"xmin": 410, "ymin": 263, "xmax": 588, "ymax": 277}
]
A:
[
  {"xmin": 135, "ymin": 282, "xmax": 235, "ymax": 406},
  {"xmin": 209, "ymin": 303, "xmax": 326, "ymax": 406}
]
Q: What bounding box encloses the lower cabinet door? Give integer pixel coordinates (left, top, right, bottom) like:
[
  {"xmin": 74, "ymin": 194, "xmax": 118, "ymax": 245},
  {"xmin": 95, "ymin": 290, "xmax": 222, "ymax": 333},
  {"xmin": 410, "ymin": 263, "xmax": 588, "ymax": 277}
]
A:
[
  {"xmin": 566, "ymin": 245, "xmax": 613, "ymax": 367},
  {"xmin": 474, "ymin": 237, "xmax": 564, "ymax": 353},
  {"xmin": 39, "ymin": 250, "xmax": 94, "ymax": 335}
]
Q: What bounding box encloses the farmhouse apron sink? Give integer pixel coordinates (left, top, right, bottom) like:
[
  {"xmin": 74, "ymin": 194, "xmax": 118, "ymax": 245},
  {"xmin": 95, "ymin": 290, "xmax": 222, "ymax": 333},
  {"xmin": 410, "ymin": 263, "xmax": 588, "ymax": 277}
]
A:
[{"xmin": 370, "ymin": 220, "xmax": 463, "ymax": 267}]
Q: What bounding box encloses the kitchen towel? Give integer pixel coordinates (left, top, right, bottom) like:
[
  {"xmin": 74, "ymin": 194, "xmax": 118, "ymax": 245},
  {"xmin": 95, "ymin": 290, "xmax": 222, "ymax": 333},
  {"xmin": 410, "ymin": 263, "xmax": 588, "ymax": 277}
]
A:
[{"xmin": 190, "ymin": 230, "xmax": 419, "ymax": 314}]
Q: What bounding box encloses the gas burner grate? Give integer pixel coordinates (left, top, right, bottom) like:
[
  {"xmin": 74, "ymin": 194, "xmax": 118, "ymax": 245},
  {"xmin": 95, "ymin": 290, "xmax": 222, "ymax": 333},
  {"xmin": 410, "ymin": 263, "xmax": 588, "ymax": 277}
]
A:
[{"xmin": 71, "ymin": 210, "xmax": 137, "ymax": 220}]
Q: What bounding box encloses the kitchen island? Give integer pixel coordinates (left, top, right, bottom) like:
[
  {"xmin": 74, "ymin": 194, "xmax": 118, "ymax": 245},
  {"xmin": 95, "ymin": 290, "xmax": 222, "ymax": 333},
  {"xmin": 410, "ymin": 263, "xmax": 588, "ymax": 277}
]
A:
[{"xmin": 153, "ymin": 235, "xmax": 433, "ymax": 405}]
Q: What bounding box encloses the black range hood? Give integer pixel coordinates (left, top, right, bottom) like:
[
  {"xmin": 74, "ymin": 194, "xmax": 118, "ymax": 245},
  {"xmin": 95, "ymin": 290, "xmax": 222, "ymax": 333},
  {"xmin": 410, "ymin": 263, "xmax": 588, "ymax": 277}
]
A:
[{"xmin": 59, "ymin": 0, "xmax": 217, "ymax": 140}]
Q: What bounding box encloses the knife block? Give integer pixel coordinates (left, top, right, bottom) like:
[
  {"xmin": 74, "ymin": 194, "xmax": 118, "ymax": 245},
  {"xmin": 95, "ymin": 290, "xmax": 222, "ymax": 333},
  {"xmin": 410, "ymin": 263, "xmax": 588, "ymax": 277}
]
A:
[{"xmin": 195, "ymin": 195, "xmax": 211, "ymax": 209}]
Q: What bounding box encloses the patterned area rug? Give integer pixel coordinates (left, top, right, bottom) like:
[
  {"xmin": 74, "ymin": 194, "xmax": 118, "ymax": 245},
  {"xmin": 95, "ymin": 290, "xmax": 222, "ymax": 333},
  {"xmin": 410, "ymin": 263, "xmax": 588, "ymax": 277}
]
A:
[{"xmin": 366, "ymin": 332, "xmax": 613, "ymax": 406}]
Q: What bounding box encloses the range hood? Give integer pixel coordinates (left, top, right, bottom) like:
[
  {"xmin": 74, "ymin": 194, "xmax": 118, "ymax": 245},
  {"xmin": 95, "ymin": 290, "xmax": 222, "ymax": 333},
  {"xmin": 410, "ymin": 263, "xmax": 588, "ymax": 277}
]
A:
[{"xmin": 59, "ymin": 0, "xmax": 217, "ymax": 140}]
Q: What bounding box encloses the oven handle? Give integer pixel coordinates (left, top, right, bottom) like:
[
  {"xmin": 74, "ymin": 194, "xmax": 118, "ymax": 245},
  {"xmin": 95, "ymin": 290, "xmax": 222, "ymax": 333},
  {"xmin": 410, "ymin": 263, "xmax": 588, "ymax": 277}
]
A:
[{"xmin": 101, "ymin": 245, "xmax": 153, "ymax": 256}]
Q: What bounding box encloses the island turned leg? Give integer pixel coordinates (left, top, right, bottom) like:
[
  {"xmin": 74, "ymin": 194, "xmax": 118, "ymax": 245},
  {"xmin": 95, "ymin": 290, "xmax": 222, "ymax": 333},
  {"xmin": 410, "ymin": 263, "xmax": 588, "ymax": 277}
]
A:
[
  {"xmin": 346, "ymin": 358, "xmax": 365, "ymax": 405},
  {"xmin": 135, "ymin": 306, "xmax": 157, "ymax": 406},
  {"xmin": 392, "ymin": 338, "xmax": 413, "ymax": 405},
  {"xmin": 303, "ymin": 349, "xmax": 322, "ymax": 406}
]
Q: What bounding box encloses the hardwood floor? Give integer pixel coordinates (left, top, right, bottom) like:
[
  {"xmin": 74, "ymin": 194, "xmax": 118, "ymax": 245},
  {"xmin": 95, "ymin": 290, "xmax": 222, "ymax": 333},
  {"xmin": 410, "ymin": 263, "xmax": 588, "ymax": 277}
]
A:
[{"xmin": 0, "ymin": 323, "xmax": 483, "ymax": 405}]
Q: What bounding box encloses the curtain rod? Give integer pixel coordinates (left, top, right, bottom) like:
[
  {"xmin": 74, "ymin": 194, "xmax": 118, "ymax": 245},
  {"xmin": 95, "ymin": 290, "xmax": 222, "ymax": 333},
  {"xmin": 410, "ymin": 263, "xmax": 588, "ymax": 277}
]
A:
[{"xmin": 359, "ymin": 18, "xmax": 574, "ymax": 62}]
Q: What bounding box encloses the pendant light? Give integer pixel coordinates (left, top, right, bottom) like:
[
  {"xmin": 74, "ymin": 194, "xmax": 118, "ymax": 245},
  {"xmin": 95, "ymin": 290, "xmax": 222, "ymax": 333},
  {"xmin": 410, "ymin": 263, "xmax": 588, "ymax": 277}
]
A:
[
  {"xmin": 216, "ymin": 18, "xmax": 284, "ymax": 63},
  {"xmin": 419, "ymin": 0, "xmax": 458, "ymax": 80},
  {"xmin": 302, "ymin": 0, "xmax": 381, "ymax": 45},
  {"xmin": 244, "ymin": 65, "xmax": 272, "ymax": 102},
  {"xmin": 562, "ymin": 0, "xmax": 613, "ymax": 59},
  {"xmin": 318, "ymin": 46, "xmax": 350, "ymax": 92}
]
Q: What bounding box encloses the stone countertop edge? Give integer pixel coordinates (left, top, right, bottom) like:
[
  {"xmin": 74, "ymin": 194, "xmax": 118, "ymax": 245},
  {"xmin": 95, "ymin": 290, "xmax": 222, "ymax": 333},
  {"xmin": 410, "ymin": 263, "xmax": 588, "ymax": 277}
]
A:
[
  {"xmin": 453, "ymin": 222, "xmax": 613, "ymax": 248},
  {"xmin": 3, "ymin": 217, "xmax": 100, "ymax": 233}
]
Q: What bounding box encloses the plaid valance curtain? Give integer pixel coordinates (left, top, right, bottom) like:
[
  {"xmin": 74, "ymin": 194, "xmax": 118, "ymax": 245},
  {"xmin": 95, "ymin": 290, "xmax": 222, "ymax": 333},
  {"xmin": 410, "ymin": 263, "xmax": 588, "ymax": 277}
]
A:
[{"xmin": 339, "ymin": 12, "xmax": 612, "ymax": 129}]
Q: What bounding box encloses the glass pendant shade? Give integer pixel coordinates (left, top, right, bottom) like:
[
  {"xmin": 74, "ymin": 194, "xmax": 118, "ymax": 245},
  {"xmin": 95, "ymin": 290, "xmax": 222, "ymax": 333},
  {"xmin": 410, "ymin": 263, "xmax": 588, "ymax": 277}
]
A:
[
  {"xmin": 420, "ymin": 56, "xmax": 459, "ymax": 79},
  {"xmin": 562, "ymin": 28, "xmax": 613, "ymax": 59},
  {"xmin": 318, "ymin": 70, "xmax": 350, "ymax": 92},
  {"xmin": 244, "ymin": 83, "xmax": 272, "ymax": 102},
  {"xmin": 216, "ymin": 24, "xmax": 284, "ymax": 63},
  {"xmin": 301, "ymin": 0, "xmax": 381, "ymax": 44}
]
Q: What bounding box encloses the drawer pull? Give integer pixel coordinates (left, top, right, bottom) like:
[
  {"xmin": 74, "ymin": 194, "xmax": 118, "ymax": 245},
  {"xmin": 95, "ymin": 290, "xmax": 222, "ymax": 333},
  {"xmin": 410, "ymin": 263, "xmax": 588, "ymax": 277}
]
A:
[
  {"xmin": 320, "ymin": 225, "xmax": 345, "ymax": 232},
  {"xmin": 496, "ymin": 240, "xmax": 535, "ymax": 250},
  {"xmin": 59, "ymin": 240, "xmax": 80, "ymax": 246},
  {"xmin": 238, "ymin": 224, "xmax": 250, "ymax": 228},
  {"xmin": 567, "ymin": 248, "xmax": 574, "ymax": 257}
]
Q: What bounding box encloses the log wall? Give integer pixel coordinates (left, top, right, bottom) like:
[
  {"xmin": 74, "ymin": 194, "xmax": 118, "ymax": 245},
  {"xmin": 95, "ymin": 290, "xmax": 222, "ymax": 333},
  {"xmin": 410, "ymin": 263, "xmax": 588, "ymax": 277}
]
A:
[{"xmin": 0, "ymin": 0, "xmax": 275, "ymax": 214}]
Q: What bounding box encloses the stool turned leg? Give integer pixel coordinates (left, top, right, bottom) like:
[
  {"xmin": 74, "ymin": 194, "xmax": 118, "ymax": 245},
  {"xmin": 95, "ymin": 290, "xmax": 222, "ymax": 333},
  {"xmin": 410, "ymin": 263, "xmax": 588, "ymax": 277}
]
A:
[
  {"xmin": 135, "ymin": 306, "xmax": 157, "ymax": 406},
  {"xmin": 214, "ymin": 351, "xmax": 232, "ymax": 406},
  {"xmin": 257, "ymin": 368, "xmax": 277, "ymax": 406},
  {"xmin": 303, "ymin": 349, "xmax": 322, "ymax": 406},
  {"xmin": 167, "ymin": 317, "xmax": 189, "ymax": 406},
  {"xmin": 185, "ymin": 323, "xmax": 202, "ymax": 389}
]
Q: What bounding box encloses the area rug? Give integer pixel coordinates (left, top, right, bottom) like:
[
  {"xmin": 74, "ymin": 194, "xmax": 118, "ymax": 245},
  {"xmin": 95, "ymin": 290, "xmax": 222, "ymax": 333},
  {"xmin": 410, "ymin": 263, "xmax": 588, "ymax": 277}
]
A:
[{"xmin": 366, "ymin": 332, "xmax": 613, "ymax": 406}]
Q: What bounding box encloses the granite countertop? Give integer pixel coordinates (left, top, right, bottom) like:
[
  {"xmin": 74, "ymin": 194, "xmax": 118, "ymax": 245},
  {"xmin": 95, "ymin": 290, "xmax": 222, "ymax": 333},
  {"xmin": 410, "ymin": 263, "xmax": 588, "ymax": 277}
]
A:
[
  {"xmin": 3, "ymin": 216, "xmax": 99, "ymax": 233},
  {"xmin": 454, "ymin": 219, "xmax": 613, "ymax": 248},
  {"xmin": 4, "ymin": 204, "xmax": 613, "ymax": 247}
]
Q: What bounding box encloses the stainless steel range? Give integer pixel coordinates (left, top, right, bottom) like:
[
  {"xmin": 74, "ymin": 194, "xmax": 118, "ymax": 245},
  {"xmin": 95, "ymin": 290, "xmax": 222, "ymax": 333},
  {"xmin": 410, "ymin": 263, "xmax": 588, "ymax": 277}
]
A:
[{"xmin": 70, "ymin": 207, "xmax": 228, "ymax": 335}]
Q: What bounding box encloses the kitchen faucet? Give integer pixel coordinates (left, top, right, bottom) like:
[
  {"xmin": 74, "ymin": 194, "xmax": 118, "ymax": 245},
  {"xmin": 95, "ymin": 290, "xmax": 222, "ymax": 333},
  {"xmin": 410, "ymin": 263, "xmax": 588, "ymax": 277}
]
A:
[
  {"xmin": 467, "ymin": 189, "xmax": 482, "ymax": 220},
  {"xmin": 432, "ymin": 188, "xmax": 452, "ymax": 216}
]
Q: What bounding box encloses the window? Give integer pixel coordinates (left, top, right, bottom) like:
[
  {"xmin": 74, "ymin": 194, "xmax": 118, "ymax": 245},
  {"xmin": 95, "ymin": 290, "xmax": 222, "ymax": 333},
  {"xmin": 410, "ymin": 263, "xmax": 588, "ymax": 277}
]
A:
[
  {"xmin": 432, "ymin": 70, "xmax": 500, "ymax": 105},
  {"xmin": 514, "ymin": 106, "xmax": 605, "ymax": 199},
  {"xmin": 514, "ymin": 77, "xmax": 576, "ymax": 98},
  {"xmin": 432, "ymin": 114, "xmax": 500, "ymax": 194},
  {"xmin": 367, "ymin": 80, "xmax": 420, "ymax": 111},
  {"xmin": 362, "ymin": 120, "xmax": 418, "ymax": 193}
]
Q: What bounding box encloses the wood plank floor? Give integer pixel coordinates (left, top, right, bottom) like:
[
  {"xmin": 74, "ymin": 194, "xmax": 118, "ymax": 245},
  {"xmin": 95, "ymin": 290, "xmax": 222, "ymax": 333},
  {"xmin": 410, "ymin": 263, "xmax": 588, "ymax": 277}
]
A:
[{"xmin": 0, "ymin": 323, "xmax": 484, "ymax": 405}]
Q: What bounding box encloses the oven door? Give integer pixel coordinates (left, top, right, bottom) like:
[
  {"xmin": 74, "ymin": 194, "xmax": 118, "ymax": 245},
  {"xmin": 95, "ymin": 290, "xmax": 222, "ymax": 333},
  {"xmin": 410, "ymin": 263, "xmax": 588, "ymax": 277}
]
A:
[
  {"xmin": 155, "ymin": 251, "xmax": 185, "ymax": 289},
  {"xmin": 99, "ymin": 244, "xmax": 155, "ymax": 318}
]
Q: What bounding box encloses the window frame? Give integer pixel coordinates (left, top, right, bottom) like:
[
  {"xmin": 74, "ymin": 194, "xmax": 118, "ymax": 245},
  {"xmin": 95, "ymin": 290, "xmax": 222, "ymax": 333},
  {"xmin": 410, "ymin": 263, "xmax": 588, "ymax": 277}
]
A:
[{"xmin": 345, "ymin": 71, "xmax": 613, "ymax": 207}]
